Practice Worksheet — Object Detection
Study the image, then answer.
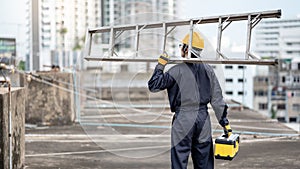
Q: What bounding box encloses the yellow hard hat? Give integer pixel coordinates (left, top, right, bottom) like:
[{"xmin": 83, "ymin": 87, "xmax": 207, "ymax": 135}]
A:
[{"xmin": 182, "ymin": 32, "xmax": 204, "ymax": 49}]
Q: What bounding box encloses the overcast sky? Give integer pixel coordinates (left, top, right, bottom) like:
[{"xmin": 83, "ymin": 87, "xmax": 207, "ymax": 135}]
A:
[
  {"xmin": 1, "ymin": 0, "xmax": 299, "ymax": 29},
  {"xmin": 183, "ymin": 0, "xmax": 300, "ymax": 51},
  {"xmin": 0, "ymin": 0, "xmax": 299, "ymax": 52},
  {"xmin": 185, "ymin": 0, "xmax": 299, "ymax": 19}
]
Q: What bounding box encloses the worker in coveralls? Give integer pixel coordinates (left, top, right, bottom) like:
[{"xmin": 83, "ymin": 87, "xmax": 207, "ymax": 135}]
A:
[{"xmin": 148, "ymin": 32, "xmax": 231, "ymax": 169}]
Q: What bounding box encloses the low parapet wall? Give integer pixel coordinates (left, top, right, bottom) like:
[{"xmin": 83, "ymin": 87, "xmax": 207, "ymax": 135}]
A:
[
  {"xmin": 25, "ymin": 72, "xmax": 75, "ymax": 125},
  {"xmin": 0, "ymin": 87, "xmax": 25, "ymax": 169}
]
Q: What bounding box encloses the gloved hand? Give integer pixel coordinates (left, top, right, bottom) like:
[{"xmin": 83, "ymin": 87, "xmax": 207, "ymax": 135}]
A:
[
  {"xmin": 157, "ymin": 52, "xmax": 170, "ymax": 67},
  {"xmin": 219, "ymin": 116, "xmax": 229, "ymax": 127},
  {"xmin": 223, "ymin": 124, "xmax": 232, "ymax": 138}
]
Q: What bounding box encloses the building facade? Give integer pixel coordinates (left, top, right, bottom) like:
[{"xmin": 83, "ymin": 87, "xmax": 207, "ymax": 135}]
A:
[
  {"xmin": 27, "ymin": 0, "xmax": 182, "ymax": 72},
  {"xmin": 99, "ymin": 0, "xmax": 182, "ymax": 73},
  {"xmin": 218, "ymin": 52, "xmax": 255, "ymax": 109},
  {"xmin": 27, "ymin": 0, "xmax": 101, "ymax": 71},
  {"xmin": 254, "ymin": 18, "xmax": 300, "ymax": 122}
]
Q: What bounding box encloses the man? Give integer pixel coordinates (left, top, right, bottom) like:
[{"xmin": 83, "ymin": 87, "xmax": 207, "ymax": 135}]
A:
[{"xmin": 148, "ymin": 32, "xmax": 231, "ymax": 169}]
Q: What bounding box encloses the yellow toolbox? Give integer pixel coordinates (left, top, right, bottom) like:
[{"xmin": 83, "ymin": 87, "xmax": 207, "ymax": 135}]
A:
[{"xmin": 214, "ymin": 133, "xmax": 240, "ymax": 160}]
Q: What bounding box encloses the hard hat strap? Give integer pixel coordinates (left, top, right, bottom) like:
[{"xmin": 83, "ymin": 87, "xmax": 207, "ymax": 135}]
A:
[{"xmin": 182, "ymin": 44, "xmax": 188, "ymax": 53}]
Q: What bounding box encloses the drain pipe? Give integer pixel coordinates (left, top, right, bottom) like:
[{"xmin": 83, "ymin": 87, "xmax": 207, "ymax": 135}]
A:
[{"xmin": 8, "ymin": 81, "xmax": 12, "ymax": 169}]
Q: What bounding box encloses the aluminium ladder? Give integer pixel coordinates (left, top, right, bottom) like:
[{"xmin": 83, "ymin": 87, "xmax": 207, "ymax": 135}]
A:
[{"xmin": 84, "ymin": 9, "xmax": 281, "ymax": 65}]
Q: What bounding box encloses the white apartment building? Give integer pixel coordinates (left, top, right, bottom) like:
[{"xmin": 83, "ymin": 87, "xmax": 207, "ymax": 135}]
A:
[
  {"xmin": 27, "ymin": 0, "xmax": 101, "ymax": 71},
  {"xmin": 99, "ymin": 0, "xmax": 182, "ymax": 73},
  {"xmin": 255, "ymin": 18, "xmax": 300, "ymax": 60},
  {"xmin": 255, "ymin": 18, "xmax": 300, "ymax": 75},
  {"xmin": 219, "ymin": 52, "xmax": 255, "ymax": 109},
  {"xmin": 0, "ymin": 0, "xmax": 28, "ymax": 67},
  {"xmin": 254, "ymin": 18, "xmax": 300, "ymax": 122}
]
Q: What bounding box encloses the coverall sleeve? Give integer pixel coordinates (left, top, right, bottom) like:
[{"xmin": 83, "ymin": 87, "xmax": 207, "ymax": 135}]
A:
[
  {"xmin": 148, "ymin": 64, "xmax": 175, "ymax": 92},
  {"xmin": 204, "ymin": 64, "xmax": 229, "ymax": 126}
]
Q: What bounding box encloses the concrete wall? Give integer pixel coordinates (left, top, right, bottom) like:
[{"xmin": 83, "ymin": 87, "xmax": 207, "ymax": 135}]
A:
[
  {"xmin": 0, "ymin": 88, "xmax": 25, "ymax": 169},
  {"xmin": 25, "ymin": 72, "xmax": 75, "ymax": 125}
]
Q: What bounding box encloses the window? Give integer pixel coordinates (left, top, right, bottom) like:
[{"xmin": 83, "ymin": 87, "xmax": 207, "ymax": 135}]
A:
[
  {"xmin": 294, "ymin": 76, "xmax": 300, "ymax": 83},
  {"xmin": 282, "ymin": 76, "xmax": 286, "ymax": 83},
  {"xmin": 238, "ymin": 78, "xmax": 245, "ymax": 83},
  {"xmin": 238, "ymin": 66, "xmax": 245, "ymax": 69},
  {"xmin": 254, "ymin": 90, "xmax": 266, "ymax": 97},
  {"xmin": 277, "ymin": 104, "xmax": 286, "ymax": 110},
  {"xmin": 225, "ymin": 78, "xmax": 233, "ymax": 82},
  {"xmin": 292, "ymin": 104, "xmax": 300, "ymax": 112},
  {"xmin": 294, "ymin": 91, "xmax": 300, "ymax": 98},
  {"xmin": 225, "ymin": 65, "xmax": 233, "ymax": 69},
  {"xmin": 259, "ymin": 103, "xmax": 268, "ymax": 110},
  {"xmin": 257, "ymin": 77, "xmax": 268, "ymax": 83},
  {"xmin": 238, "ymin": 91, "xmax": 244, "ymax": 95},
  {"xmin": 225, "ymin": 91, "xmax": 233, "ymax": 95},
  {"xmin": 120, "ymin": 64, "xmax": 128, "ymax": 72}
]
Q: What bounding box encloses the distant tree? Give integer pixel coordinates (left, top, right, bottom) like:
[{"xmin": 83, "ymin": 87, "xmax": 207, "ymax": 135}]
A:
[
  {"xmin": 18, "ymin": 60, "xmax": 25, "ymax": 71},
  {"xmin": 73, "ymin": 42, "xmax": 82, "ymax": 50},
  {"xmin": 271, "ymin": 105, "xmax": 277, "ymax": 119},
  {"xmin": 60, "ymin": 27, "xmax": 68, "ymax": 35}
]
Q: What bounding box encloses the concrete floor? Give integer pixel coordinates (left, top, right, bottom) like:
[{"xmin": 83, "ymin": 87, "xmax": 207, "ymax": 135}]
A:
[{"xmin": 24, "ymin": 108, "xmax": 299, "ymax": 169}]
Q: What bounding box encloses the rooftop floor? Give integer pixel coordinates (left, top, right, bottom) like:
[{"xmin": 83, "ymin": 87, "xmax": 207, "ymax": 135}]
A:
[{"xmin": 25, "ymin": 107, "xmax": 299, "ymax": 169}]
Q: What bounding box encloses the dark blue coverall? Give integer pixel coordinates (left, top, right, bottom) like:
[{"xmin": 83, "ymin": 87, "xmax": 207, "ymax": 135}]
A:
[{"xmin": 148, "ymin": 62, "xmax": 228, "ymax": 169}]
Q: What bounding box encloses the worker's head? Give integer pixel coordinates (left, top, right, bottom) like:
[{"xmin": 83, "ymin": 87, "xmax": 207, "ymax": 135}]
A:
[{"xmin": 180, "ymin": 32, "xmax": 204, "ymax": 58}]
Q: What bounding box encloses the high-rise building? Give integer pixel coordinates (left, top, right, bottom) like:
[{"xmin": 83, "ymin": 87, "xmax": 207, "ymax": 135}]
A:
[
  {"xmin": 27, "ymin": 0, "xmax": 101, "ymax": 71},
  {"xmin": 0, "ymin": 0, "xmax": 28, "ymax": 68},
  {"xmin": 222, "ymin": 64, "xmax": 255, "ymax": 109},
  {"xmin": 101, "ymin": 0, "xmax": 180, "ymax": 27},
  {"xmin": 254, "ymin": 18, "xmax": 300, "ymax": 122},
  {"xmin": 98, "ymin": 0, "xmax": 182, "ymax": 73},
  {"xmin": 215, "ymin": 52, "xmax": 255, "ymax": 109},
  {"xmin": 255, "ymin": 19, "xmax": 300, "ymax": 60}
]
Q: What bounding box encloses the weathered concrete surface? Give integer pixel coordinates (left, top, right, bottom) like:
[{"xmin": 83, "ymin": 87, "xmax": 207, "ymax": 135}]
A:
[
  {"xmin": 0, "ymin": 88, "xmax": 25, "ymax": 169},
  {"xmin": 24, "ymin": 107, "xmax": 299, "ymax": 169},
  {"xmin": 25, "ymin": 72, "xmax": 75, "ymax": 125},
  {"xmin": 24, "ymin": 136, "xmax": 300, "ymax": 169}
]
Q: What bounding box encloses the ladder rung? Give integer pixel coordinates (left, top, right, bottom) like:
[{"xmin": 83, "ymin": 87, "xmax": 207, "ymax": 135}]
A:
[{"xmin": 85, "ymin": 56, "xmax": 278, "ymax": 66}]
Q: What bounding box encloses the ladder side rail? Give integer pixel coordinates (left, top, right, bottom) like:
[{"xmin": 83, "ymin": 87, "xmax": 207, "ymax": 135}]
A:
[
  {"xmin": 88, "ymin": 10, "xmax": 281, "ymax": 33},
  {"xmin": 84, "ymin": 56, "xmax": 278, "ymax": 65}
]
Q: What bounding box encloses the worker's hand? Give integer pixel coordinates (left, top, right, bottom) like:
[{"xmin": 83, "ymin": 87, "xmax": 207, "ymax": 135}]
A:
[
  {"xmin": 158, "ymin": 52, "xmax": 170, "ymax": 67},
  {"xmin": 219, "ymin": 116, "xmax": 229, "ymax": 127},
  {"xmin": 223, "ymin": 124, "xmax": 232, "ymax": 138}
]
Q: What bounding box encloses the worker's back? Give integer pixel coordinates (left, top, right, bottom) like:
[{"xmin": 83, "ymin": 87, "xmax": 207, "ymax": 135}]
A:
[{"xmin": 166, "ymin": 63, "xmax": 211, "ymax": 112}]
